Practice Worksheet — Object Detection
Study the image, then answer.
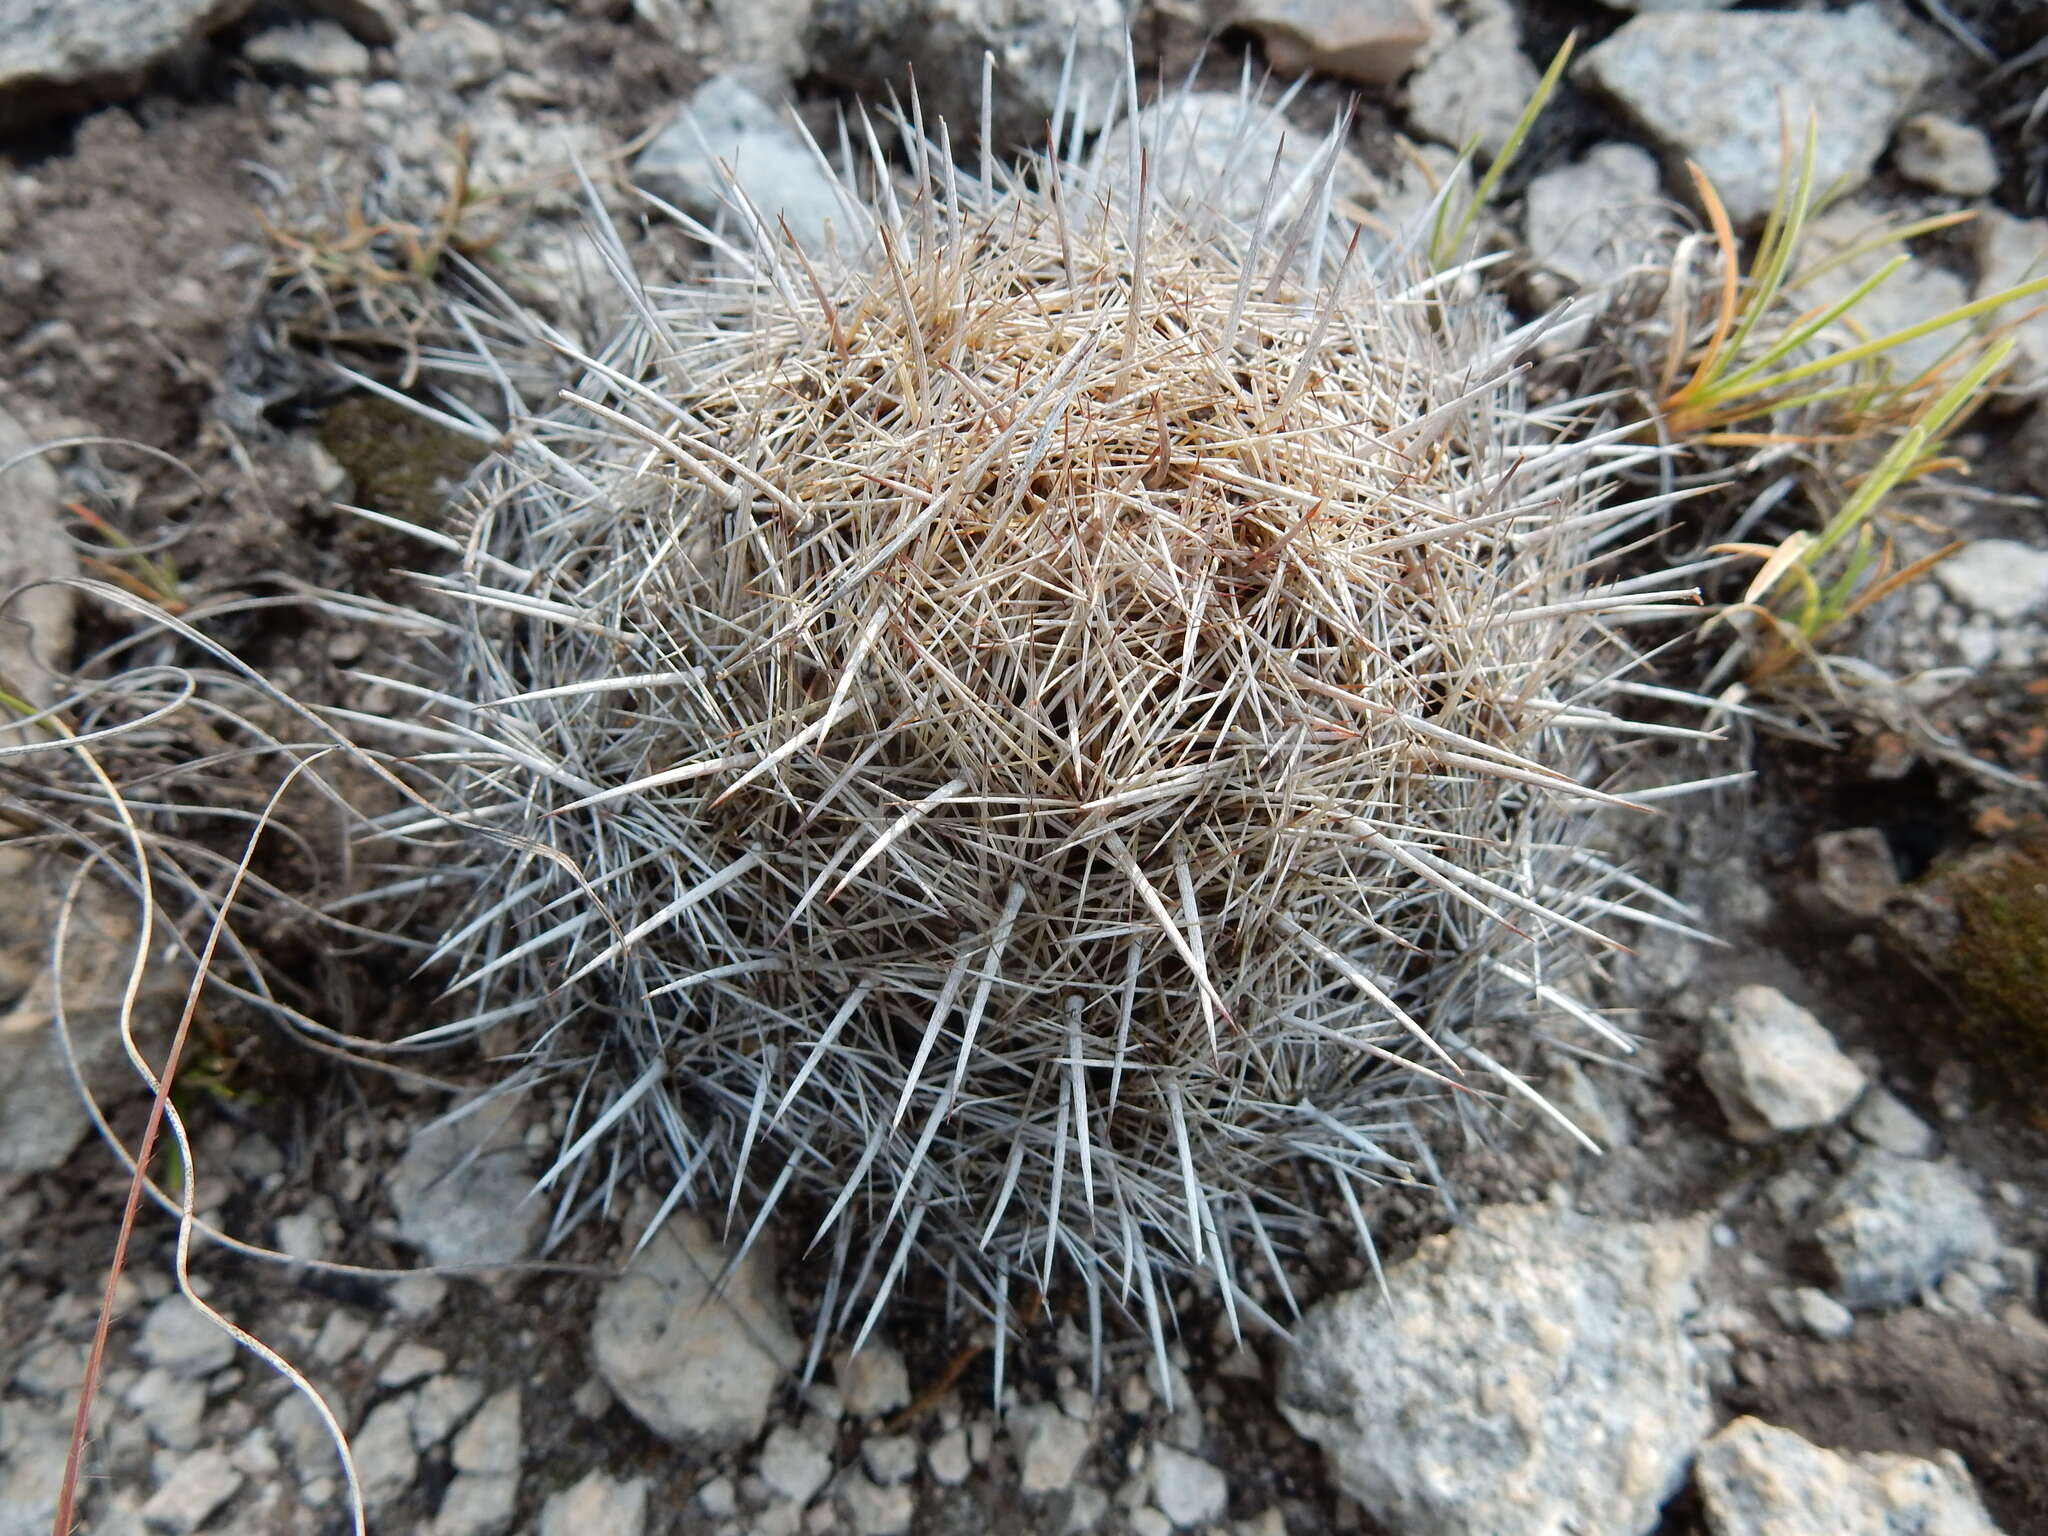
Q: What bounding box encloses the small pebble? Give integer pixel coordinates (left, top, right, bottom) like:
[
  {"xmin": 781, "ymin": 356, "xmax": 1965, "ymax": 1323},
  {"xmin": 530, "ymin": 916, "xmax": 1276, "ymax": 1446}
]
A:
[
  {"xmin": 699, "ymin": 1476, "xmax": 739, "ymax": 1519},
  {"xmin": 927, "ymin": 1428, "xmax": 971, "ymax": 1486}
]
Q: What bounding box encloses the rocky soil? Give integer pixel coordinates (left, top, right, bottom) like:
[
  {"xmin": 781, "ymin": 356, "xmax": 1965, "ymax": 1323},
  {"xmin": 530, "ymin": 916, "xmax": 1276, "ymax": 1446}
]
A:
[{"xmin": 2, "ymin": 2, "xmax": 2046, "ymax": 1535}]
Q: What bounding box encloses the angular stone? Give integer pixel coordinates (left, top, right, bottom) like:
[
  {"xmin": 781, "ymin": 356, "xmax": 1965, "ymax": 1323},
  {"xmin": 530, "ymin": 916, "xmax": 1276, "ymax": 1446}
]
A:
[
  {"xmin": 636, "ymin": 75, "xmax": 852, "ymax": 255},
  {"xmin": 1699, "ymin": 986, "xmax": 1866, "ymax": 1142},
  {"xmin": 393, "ymin": 14, "xmax": 504, "ymax": 92},
  {"xmin": 1279, "ymin": 1205, "xmax": 1711, "ymax": 1536},
  {"xmin": 1932, "ymin": 539, "xmax": 2048, "ymax": 622},
  {"xmin": 387, "ymin": 1093, "xmax": 542, "ymax": 1271},
  {"xmin": 0, "ymin": 0, "xmax": 254, "ymax": 127},
  {"xmin": 1973, "ymin": 212, "xmax": 2048, "ymax": 388},
  {"xmin": 432, "ymin": 1471, "xmax": 520, "ymax": 1536},
  {"xmin": 760, "ymin": 1423, "xmax": 835, "ymax": 1504},
  {"xmin": 353, "ymin": 1394, "xmax": 421, "ymax": 1508},
  {"xmin": 1229, "ymin": 0, "xmax": 1436, "ymax": 87},
  {"xmin": 1582, "ymin": 5, "xmax": 1929, "ymax": 226},
  {"xmin": 1814, "ymin": 1149, "xmax": 1998, "ymax": 1309},
  {"xmin": 591, "ymin": 1213, "xmax": 801, "ymax": 1446},
  {"xmin": 537, "ymin": 1471, "xmax": 650, "ymax": 1536},
  {"xmin": 0, "ymin": 404, "xmax": 79, "ymax": 705},
  {"xmin": 1696, "ymin": 1417, "xmax": 2006, "ymax": 1536},
  {"xmin": 1523, "ymin": 143, "xmax": 1662, "ymax": 289},
  {"xmin": 840, "ymin": 1471, "xmax": 914, "ymax": 1535},
  {"xmin": 835, "ymin": 1343, "xmax": 910, "ymax": 1419},
  {"xmin": 243, "ymin": 22, "xmax": 372, "ymax": 80},
  {"xmin": 861, "ymin": 1433, "xmax": 920, "ymax": 1486},
  {"xmin": 927, "ymin": 1427, "xmax": 971, "ymax": 1485},
  {"xmin": 1150, "ymin": 1443, "xmax": 1228, "ymax": 1528},
  {"xmin": 1405, "ymin": 6, "xmax": 1538, "ymax": 161},
  {"xmin": 1810, "ymin": 828, "xmax": 1898, "ymax": 924},
  {"xmin": 1894, "ymin": 114, "xmax": 1999, "ymax": 198},
  {"xmin": 1792, "ymin": 202, "xmax": 1972, "ymax": 384},
  {"xmin": 1849, "ymin": 1086, "xmax": 1935, "ymax": 1160},
  {"xmin": 1011, "ymin": 1404, "xmax": 1092, "ymax": 1495},
  {"xmin": 138, "ymin": 1446, "xmax": 243, "ymax": 1534},
  {"xmin": 450, "ymin": 1387, "xmax": 521, "ymax": 1476},
  {"xmin": 138, "ymin": 1296, "xmax": 236, "ymax": 1379}
]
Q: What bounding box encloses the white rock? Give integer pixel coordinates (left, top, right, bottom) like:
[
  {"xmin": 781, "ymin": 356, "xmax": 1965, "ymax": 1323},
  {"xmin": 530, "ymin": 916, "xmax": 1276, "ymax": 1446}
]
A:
[
  {"xmin": 274, "ymin": 1209, "xmax": 331, "ymax": 1264},
  {"xmin": 354, "ymin": 1394, "xmax": 421, "ymax": 1507},
  {"xmin": 124, "ymin": 1365, "xmax": 206, "ymax": 1451},
  {"xmin": 927, "ymin": 1427, "xmax": 972, "ymax": 1485},
  {"xmin": 1974, "ymin": 212, "xmax": 2048, "ymax": 388},
  {"xmin": 861, "ymin": 1434, "xmax": 920, "ymax": 1486},
  {"xmin": 394, "ymin": 14, "xmax": 504, "ymax": 91},
  {"xmin": 1932, "ymin": 539, "xmax": 2048, "ymax": 622},
  {"xmin": 387, "ymin": 1093, "xmax": 542, "ymax": 1270},
  {"xmin": 1768, "ymin": 1287, "xmax": 1855, "ymax": 1341},
  {"xmin": 1227, "ymin": 0, "xmax": 1436, "ymax": 87},
  {"xmin": 1523, "ymin": 143, "xmax": 1663, "ymax": 290},
  {"xmin": 1279, "ymin": 1205, "xmax": 1711, "ymax": 1536},
  {"xmin": 225, "ymin": 1432, "xmax": 279, "ymax": 1489},
  {"xmin": 538, "ymin": 1471, "xmax": 651, "ymax": 1536},
  {"xmin": 412, "ymin": 1374, "xmax": 487, "ymax": 1450},
  {"xmin": 1894, "ymin": 114, "xmax": 2000, "ymax": 198},
  {"xmin": 270, "ymin": 1388, "xmax": 337, "ymax": 1476},
  {"xmin": 1815, "ymin": 1149, "xmax": 2000, "ymax": 1309},
  {"xmin": 1850, "ymin": 1087, "xmax": 1936, "ymax": 1159},
  {"xmin": 1066, "ymin": 1483, "xmax": 1110, "ymax": 1533},
  {"xmin": 1695, "ymin": 1417, "xmax": 2006, "ymax": 1536},
  {"xmin": 313, "ymin": 1309, "xmax": 371, "ymax": 1366},
  {"xmin": 635, "ymin": 75, "xmax": 852, "ymax": 255},
  {"xmin": 0, "ymin": 1425, "xmax": 68, "ymax": 1536},
  {"xmin": 15, "ymin": 1338, "xmax": 85, "ymax": 1399},
  {"xmin": 805, "ymin": 0, "xmax": 1126, "ymax": 153},
  {"xmin": 139, "ymin": 1445, "xmax": 243, "ymax": 1533},
  {"xmin": 1935, "ymin": 1269, "xmax": 1988, "ymax": 1318},
  {"xmin": 1010, "ymin": 1404, "xmax": 1092, "ymax": 1495},
  {"xmin": 840, "ymin": 1471, "xmax": 914, "ymax": 1535},
  {"xmin": 1130, "ymin": 1509, "xmax": 1174, "ymax": 1536},
  {"xmin": 761, "ymin": 1423, "xmax": 835, "ymax": 1504},
  {"xmin": 378, "ymin": 1342, "xmax": 448, "ymax": 1389},
  {"xmin": 699, "ymin": 1475, "xmax": 739, "ymax": 1517},
  {"xmin": 1698, "ymin": 986, "xmax": 1866, "ymax": 1142},
  {"xmin": 1405, "ymin": 6, "xmax": 1539, "ymax": 160},
  {"xmin": 0, "ymin": 0, "xmax": 252, "ymax": 122},
  {"xmin": 1810, "ymin": 827, "xmax": 1899, "ymax": 923},
  {"xmin": 243, "ymin": 21, "xmax": 372, "ymax": 80},
  {"xmin": 434, "ymin": 1471, "xmax": 520, "ymax": 1536},
  {"xmin": 0, "ymin": 404, "xmax": 78, "ymax": 704},
  {"xmin": 836, "ymin": 1344, "xmax": 911, "ymax": 1419},
  {"xmin": 1581, "ymin": 5, "xmax": 1929, "ymax": 226},
  {"xmin": 0, "ymin": 849, "xmax": 178, "ymax": 1177},
  {"xmin": 138, "ymin": 1297, "xmax": 236, "ymax": 1379},
  {"xmin": 1150, "ymin": 1444, "xmax": 1228, "ymax": 1529},
  {"xmin": 388, "ymin": 1274, "xmax": 449, "ymax": 1320},
  {"xmin": 591, "ymin": 1213, "xmax": 801, "ymax": 1446},
  {"xmin": 451, "ymin": 1387, "xmax": 522, "ymax": 1475}
]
